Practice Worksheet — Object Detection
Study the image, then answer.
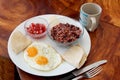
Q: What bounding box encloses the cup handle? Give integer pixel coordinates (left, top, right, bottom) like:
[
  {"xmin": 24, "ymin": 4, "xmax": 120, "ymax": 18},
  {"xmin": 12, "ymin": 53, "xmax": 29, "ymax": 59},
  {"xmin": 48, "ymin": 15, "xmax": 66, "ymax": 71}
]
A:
[{"xmin": 89, "ymin": 17, "xmax": 96, "ymax": 32}]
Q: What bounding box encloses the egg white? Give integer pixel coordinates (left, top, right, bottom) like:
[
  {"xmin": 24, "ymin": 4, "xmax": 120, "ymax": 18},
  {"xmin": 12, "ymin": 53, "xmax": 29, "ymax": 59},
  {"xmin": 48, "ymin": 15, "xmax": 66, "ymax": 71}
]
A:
[{"xmin": 24, "ymin": 42, "xmax": 62, "ymax": 71}]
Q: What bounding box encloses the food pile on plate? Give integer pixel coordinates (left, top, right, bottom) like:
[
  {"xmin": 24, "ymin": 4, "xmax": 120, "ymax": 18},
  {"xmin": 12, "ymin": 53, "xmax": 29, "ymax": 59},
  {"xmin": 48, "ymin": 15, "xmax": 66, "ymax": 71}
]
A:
[{"xmin": 10, "ymin": 17, "xmax": 87, "ymax": 72}]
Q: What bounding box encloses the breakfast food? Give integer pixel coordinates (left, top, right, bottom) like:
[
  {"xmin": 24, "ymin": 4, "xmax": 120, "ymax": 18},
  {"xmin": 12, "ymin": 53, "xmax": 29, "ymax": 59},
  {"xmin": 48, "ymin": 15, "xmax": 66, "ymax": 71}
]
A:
[
  {"xmin": 26, "ymin": 23, "xmax": 46, "ymax": 34},
  {"xmin": 61, "ymin": 44, "xmax": 87, "ymax": 69},
  {"xmin": 24, "ymin": 42, "xmax": 62, "ymax": 71},
  {"xmin": 51, "ymin": 23, "xmax": 82, "ymax": 43},
  {"xmin": 11, "ymin": 31, "xmax": 32, "ymax": 54},
  {"xmin": 25, "ymin": 23, "xmax": 46, "ymax": 38}
]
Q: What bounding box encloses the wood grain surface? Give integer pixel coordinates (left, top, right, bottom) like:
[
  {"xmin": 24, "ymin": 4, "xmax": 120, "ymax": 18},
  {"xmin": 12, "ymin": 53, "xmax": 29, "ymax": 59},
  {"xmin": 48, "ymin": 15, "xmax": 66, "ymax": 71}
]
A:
[{"xmin": 0, "ymin": 0, "xmax": 120, "ymax": 80}]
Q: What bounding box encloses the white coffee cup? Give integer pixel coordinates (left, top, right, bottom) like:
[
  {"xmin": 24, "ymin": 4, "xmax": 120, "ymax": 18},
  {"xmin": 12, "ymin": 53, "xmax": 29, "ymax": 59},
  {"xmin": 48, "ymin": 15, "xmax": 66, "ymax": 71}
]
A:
[{"xmin": 79, "ymin": 3, "xmax": 102, "ymax": 32}]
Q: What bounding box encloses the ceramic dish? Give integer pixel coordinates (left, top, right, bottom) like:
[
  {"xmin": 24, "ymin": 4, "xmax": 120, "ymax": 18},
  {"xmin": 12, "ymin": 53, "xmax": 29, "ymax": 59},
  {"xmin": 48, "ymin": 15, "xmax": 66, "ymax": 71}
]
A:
[{"xmin": 8, "ymin": 14, "xmax": 91, "ymax": 76}]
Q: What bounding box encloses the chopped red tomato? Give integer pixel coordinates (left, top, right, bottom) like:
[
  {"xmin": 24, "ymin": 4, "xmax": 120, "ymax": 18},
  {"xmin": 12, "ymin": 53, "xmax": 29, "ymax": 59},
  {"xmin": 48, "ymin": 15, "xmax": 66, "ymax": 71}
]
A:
[{"xmin": 26, "ymin": 23, "xmax": 46, "ymax": 34}]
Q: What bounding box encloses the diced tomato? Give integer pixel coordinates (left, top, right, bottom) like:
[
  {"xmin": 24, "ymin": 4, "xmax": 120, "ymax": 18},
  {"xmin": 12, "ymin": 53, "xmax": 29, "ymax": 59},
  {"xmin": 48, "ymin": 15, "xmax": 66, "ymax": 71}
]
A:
[
  {"xmin": 31, "ymin": 23, "xmax": 36, "ymax": 28},
  {"xmin": 42, "ymin": 25, "xmax": 46, "ymax": 32},
  {"xmin": 26, "ymin": 23, "xmax": 46, "ymax": 35}
]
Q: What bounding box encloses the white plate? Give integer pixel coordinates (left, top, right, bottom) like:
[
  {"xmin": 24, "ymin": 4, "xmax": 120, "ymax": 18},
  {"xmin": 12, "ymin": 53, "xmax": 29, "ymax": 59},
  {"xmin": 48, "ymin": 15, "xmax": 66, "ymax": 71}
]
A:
[{"xmin": 8, "ymin": 14, "xmax": 91, "ymax": 76}]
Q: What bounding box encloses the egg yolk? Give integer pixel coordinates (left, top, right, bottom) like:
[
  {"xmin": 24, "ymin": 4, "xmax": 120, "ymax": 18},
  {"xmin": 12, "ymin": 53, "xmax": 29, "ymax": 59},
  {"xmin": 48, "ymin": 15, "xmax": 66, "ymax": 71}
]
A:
[
  {"xmin": 35, "ymin": 56, "xmax": 48, "ymax": 65},
  {"xmin": 27, "ymin": 46, "xmax": 38, "ymax": 57}
]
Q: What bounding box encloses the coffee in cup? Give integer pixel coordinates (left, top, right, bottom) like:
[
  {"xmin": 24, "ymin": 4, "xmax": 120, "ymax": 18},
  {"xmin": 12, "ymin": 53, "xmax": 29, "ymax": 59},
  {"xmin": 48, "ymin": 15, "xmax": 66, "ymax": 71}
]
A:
[{"xmin": 80, "ymin": 3, "xmax": 102, "ymax": 32}]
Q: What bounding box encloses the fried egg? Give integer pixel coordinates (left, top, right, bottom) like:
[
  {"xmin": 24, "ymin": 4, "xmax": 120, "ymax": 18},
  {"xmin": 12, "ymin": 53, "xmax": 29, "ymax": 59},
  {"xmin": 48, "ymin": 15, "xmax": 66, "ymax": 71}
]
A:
[{"xmin": 24, "ymin": 42, "xmax": 62, "ymax": 71}]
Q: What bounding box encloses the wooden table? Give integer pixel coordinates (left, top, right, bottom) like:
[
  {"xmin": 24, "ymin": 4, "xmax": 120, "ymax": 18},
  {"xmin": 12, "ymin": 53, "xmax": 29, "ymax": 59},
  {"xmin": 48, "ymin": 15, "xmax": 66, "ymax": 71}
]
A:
[{"xmin": 0, "ymin": 0, "xmax": 120, "ymax": 80}]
